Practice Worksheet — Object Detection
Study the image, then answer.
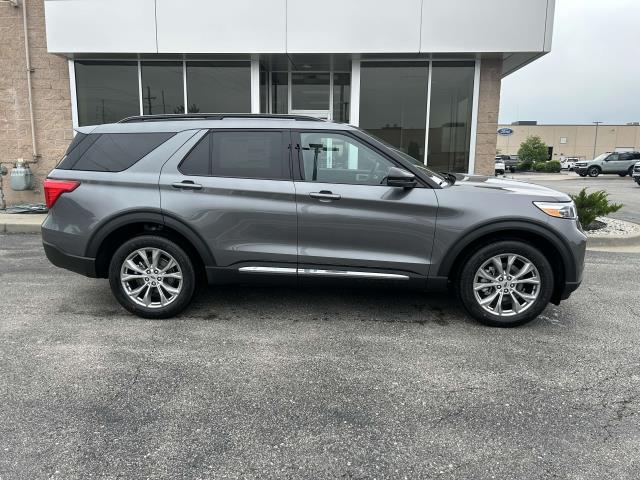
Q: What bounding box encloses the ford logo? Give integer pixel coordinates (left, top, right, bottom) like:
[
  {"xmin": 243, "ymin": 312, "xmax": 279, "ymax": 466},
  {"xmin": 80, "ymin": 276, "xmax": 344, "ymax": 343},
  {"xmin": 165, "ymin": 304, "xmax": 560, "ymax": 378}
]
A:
[{"xmin": 497, "ymin": 127, "xmax": 514, "ymax": 136}]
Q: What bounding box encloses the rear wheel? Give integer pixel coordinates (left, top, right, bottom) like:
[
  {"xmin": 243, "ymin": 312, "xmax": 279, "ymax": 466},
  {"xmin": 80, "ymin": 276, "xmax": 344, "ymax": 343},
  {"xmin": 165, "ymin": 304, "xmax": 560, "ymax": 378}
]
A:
[
  {"xmin": 457, "ymin": 241, "xmax": 554, "ymax": 327},
  {"xmin": 109, "ymin": 235, "xmax": 196, "ymax": 319},
  {"xmin": 619, "ymin": 172, "xmax": 627, "ymax": 177},
  {"xmin": 588, "ymin": 166, "xmax": 600, "ymax": 177}
]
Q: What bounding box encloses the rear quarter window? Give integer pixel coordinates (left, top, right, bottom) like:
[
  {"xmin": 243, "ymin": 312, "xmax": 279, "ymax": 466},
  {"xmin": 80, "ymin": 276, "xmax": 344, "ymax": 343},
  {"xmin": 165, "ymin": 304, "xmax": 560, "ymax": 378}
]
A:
[{"xmin": 57, "ymin": 132, "xmax": 175, "ymax": 172}]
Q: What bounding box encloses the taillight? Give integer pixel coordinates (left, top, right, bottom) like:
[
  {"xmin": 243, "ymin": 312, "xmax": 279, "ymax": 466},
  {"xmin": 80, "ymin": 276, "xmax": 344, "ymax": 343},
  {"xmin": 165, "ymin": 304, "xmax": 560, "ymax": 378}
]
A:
[{"xmin": 43, "ymin": 179, "xmax": 80, "ymax": 209}]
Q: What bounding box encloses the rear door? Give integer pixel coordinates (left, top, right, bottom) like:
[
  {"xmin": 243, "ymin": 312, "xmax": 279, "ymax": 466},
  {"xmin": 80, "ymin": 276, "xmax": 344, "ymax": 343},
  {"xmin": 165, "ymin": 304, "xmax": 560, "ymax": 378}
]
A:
[
  {"xmin": 292, "ymin": 130, "xmax": 438, "ymax": 279},
  {"xmin": 159, "ymin": 129, "xmax": 298, "ymax": 275}
]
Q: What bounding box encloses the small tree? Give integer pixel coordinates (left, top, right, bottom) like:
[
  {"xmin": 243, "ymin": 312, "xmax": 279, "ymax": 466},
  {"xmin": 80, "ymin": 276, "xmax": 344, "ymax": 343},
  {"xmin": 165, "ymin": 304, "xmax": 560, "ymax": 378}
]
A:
[
  {"xmin": 518, "ymin": 135, "xmax": 549, "ymax": 164},
  {"xmin": 570, "ymin": 188, "xmax": 623, "ymax": 230}
]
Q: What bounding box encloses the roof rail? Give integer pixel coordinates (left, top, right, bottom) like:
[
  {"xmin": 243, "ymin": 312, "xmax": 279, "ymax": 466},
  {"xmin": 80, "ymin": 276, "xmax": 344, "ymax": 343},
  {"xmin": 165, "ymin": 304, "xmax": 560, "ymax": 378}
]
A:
[{"xmin": 118, "ymin": 113, "xmax": 325, "ymax": 123}]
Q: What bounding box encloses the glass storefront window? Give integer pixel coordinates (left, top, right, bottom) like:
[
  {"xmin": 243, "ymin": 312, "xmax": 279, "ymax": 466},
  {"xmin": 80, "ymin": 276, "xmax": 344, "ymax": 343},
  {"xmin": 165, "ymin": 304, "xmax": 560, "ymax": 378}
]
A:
[
  {"xmin": 140, "ymin": 61, "xmax": 184, "ymax": 115},
  {"xmin": 75, "ymin": 61, "xmax": 139, "ymax": 126},
  {"xmin": 427, "ymin": 62, "xmax": 475, "ymax": 173},
  {"xmin": 359, "ymin": 62, "xmax": 428, "ymax": 162},
  {"xmin": 186, "ymin": 61, "xmax": 250, "ymax": 113},
  {"xmin": 333, "ymin": 73, "xmax": 350, "ymax": 123},
  {"xmin": 270, "ymin": 72, "xmax": 288, "ymax": 114},
  {"xmin": 291, "ymin": 73, "xmax": 330, "ymax": 111}
]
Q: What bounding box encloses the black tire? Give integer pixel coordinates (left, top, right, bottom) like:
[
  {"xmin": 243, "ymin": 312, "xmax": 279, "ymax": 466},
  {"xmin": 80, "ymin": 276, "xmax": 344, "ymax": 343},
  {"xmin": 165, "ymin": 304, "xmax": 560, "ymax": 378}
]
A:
[
  {"xmin": 628, "ymin": 167, "xmax": 634, "ymax": 177},
  {"xmin": 636, "ymin": 179, "xmax": 640, "ymax": 186},
  {"xmin": 109, "ymin": 235, "xmax": 196, "ymax": 319},
  {"xmin": 587, "ymin": 166, "xmax": 600, "ymax": 177},
  {"xmin": 457, "ymin": 241, "xmax": 554, "ymax": 327},
  {"xmin": 618, "ymin": 173, "xmax": 627, "ymax": 177}
]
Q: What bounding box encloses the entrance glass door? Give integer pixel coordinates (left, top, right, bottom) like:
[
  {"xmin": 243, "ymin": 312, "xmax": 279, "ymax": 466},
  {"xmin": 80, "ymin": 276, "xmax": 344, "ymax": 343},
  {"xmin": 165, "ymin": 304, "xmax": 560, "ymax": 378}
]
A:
[{"xmin": 290, "ymin": 72, "xmax": 331, "ymax": 120}]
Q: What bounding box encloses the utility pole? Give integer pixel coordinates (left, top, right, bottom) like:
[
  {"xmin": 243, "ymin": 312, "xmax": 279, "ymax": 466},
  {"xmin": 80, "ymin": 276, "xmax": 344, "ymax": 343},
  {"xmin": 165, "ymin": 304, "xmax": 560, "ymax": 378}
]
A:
[
  {"xmin": 592, "ymin": 121, "xmax": 602, "ymax": 159},
  {"xmin": 144, "ymin": 86, "xmax": 156, "ymax": 115}
]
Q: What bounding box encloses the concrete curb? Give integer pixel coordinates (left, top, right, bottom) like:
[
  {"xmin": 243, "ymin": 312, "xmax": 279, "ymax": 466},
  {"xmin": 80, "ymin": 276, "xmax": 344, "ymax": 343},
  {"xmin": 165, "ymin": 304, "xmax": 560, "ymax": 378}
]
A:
[
  {"xmin": 587, "ymin": 232, "xmax": 640, "ymax": 248},
  {"xmin": 0, "ymin": 214, "xmax": 46, "ymax": 234}
]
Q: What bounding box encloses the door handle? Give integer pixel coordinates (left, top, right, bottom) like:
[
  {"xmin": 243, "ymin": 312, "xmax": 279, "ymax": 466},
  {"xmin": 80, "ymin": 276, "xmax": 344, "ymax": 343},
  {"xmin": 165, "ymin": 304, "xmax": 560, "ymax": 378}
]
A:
[
  {"xmin": 172, "ymin": 181, "xmax": 202, "ymax": 190},
  {"xmin": 309, "ymin": 191, "xmax": 341, "ymax": 201}
]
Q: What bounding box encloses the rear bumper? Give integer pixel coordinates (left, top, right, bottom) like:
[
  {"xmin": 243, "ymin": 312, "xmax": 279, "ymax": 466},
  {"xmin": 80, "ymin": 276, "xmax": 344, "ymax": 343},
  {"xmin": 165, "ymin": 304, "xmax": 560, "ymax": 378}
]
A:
[{"xmin": 42, "ymin": 240, "xmax": 97, "ymax": 277}]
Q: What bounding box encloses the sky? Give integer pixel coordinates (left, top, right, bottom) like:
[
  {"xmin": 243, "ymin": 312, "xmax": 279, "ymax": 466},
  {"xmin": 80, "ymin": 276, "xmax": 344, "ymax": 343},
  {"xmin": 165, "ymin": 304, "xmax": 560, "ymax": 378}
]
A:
[{"xmin": 499, "ymin": 0, "xmax": 640, "ymax": 125}]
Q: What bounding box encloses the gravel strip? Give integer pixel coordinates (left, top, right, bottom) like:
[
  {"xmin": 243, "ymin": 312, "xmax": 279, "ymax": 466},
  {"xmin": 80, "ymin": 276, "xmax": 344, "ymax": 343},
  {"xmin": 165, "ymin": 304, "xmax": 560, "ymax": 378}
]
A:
[{"xmin": 586, "ymin": 216, "xmax": 640, "ymax": 237}]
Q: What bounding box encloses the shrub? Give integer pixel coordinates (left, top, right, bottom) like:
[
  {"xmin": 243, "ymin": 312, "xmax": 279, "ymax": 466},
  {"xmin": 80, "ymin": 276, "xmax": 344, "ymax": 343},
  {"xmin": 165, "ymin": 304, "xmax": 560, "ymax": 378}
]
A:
[
  {"xmin": 517, "ymin": 160, "xmax": 532, "ymax": 171},
  {"xmin": 532, "ymin": 161, "xmax": 547, "ymax": 172},
  {"xmin": 517, "ymin": 135, "xmax": 549, "ymax": 164},
  {"xmin": 570, "ymin": 188, "xmax": 623, "ymax": 230},
  {"xmin": 544, "ymin": 160, "xmax": 561, "ymax": 173}
]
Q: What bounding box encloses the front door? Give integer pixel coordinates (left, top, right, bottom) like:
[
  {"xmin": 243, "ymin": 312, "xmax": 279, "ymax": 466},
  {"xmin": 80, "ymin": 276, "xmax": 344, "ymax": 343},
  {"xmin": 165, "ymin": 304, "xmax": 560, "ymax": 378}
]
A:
[{"xmin": 293, "ymin": 130, "xmax": 438, "ymax": 278}]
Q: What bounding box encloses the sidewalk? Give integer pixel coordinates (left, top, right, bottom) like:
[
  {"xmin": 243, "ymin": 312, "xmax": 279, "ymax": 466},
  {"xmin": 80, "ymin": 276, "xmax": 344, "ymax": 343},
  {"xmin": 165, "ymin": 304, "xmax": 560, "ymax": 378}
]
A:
[{"xmin": 0, "ymin": 213, "xmax": 46, "ymax": 233}]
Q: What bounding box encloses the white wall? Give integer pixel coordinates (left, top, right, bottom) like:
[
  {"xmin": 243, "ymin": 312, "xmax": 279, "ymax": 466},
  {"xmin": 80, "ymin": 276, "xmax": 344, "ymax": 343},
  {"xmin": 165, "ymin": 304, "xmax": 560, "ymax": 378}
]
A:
[
  {"xmin": 45, "ymin": 0, "xmax": 554, "ymax": 56},
  {"xmin": 45, "ymin": 0, "xmax": 157, "ymax": 53}
]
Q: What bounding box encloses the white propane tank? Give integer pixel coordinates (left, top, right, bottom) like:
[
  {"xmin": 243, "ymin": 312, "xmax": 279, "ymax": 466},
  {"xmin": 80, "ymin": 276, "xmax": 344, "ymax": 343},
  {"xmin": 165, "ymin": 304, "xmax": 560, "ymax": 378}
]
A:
[{"xmin": 10, "ymin": 159, "xmax": 33, "ymax": 191}]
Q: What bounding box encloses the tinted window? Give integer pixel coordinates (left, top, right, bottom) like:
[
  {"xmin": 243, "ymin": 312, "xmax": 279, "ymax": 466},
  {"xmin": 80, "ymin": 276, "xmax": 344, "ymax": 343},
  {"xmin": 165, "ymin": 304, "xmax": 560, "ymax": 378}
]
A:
[
  {"xmin": 61, "ymin": 133, "xmax": 174, "ymax": 172},
  {"xmin": 212, "ymin": 131, "xmax": 287, "ymax": 180},
  {"xmin": 141, "ymin": 62, "xmax": 184, "ymax": 115},
  {"xmin": 360, "ymin": 62, "xmax": 428, "ymax": 163},
  {"xmin": 186, "ymin": 62, "xmax": 250, "ymax": 113},
  {"xmin": 618, "ymin": 153, "xmax": 632, "ymax": 161},
  {"xmin": 179, "ymin": 134, "xmax": 211, "ymax": 176},
  {"xmin": 57, "ymin": 133, "xmax": 100, "ymax": 169},
  {"xmin": 75, "ymin": 61, "xmax": 139, "ymax": 126},
  {"xmin": 299, "ymin": 131, "xmax": 396, "ymax": 185}
]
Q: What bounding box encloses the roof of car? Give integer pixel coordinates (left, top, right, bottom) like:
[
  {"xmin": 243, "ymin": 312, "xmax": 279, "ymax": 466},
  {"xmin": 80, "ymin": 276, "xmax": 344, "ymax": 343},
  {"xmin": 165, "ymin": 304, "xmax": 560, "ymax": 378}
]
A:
[{"xmin": 76, "ymin": 114, "xmax": 357, "ymax": 135}]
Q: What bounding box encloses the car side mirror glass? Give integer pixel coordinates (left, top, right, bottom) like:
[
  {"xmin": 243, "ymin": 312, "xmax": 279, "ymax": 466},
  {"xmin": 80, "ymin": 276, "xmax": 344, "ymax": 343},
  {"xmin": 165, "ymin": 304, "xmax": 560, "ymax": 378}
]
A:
[{"xmin": 387, "ymin": 166, "xmax": 417, "ymax": 188}]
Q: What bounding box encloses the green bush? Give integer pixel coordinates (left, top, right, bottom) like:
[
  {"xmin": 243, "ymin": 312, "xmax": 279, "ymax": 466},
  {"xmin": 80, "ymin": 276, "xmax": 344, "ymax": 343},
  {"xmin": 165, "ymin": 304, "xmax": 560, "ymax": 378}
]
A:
[
  {"xmin": 518, "ymin": 135, "xmax": 549, "ymax": 164},
  {"xmin": 517, "ymin": 160, "xmax": 532, "ymax": 171},
  {"xmin": 544, "ymin": 160, "xmax": 561, "ymax": 173},
  {"xmin": 532, "ymin": 161, "xmax": 547, "ymax": 172},
  {"xmin": 570, "ymin": 188, "xmax": 623, "ymax": 230}
]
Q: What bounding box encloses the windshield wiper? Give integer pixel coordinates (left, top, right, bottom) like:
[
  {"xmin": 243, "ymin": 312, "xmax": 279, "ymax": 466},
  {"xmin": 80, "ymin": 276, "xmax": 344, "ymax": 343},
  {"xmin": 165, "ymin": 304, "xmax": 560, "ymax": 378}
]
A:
[{"xmin": 439, "ymin": 172, "xmax": 457, "ymax": 185}]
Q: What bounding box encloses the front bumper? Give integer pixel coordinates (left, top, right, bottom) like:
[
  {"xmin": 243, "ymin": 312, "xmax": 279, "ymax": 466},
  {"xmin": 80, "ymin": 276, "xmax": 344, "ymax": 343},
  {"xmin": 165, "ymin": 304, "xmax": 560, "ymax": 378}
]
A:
[{"xmin": 43, "ymin": 240, "xmax": 97, "ymax": 277}]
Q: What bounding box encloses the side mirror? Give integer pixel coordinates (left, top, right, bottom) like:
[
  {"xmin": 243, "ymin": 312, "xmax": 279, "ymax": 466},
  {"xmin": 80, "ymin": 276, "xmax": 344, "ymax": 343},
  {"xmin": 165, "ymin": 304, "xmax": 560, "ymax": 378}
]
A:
[{"xmin": 387, "ymin": 166, "xmax": 417, "ymax": 188}]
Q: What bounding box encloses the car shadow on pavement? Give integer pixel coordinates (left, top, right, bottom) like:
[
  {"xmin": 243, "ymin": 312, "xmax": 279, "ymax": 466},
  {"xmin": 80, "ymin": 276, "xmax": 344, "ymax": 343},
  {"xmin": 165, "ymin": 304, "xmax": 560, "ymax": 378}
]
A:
[{"xmin": 183, "ymin": 284, "xmax": 470, "ymax": 327}]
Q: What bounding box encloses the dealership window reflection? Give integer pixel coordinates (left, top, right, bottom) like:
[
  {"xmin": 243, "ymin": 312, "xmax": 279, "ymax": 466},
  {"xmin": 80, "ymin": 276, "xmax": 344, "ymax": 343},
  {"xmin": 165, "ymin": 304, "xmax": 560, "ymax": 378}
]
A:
[
  {"xmin": 186, "ymin": 62, "xmax": 250, "ymax": 113},
  {"xmin": 141, "ymin": 61, "xmax": 184, "ymax": 115},
  {"xmin": 359, "ymin": 62, "xmax": 428, "ymax": 162},
  {"xmin": 427, "ymin": 62, "xmax": 474, "ymax": 172},
  {"xmin": 75, "ymin": 61, "xmax": 139, "ymax": 126}
]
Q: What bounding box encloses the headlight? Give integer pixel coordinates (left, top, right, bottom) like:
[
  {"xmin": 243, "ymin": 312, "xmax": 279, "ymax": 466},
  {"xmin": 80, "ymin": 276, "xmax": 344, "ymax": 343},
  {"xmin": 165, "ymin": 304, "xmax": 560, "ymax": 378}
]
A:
[{"xmin": 533, "ymin": 201, "xmax": 577, "ymax": 219}]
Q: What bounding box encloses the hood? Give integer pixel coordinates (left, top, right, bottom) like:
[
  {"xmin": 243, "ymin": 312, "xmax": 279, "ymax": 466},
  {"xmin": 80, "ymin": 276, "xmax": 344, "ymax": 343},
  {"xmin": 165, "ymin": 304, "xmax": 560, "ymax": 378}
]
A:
[{"xmin": 449, "ymin": 174, "xmax": 572, "ymax": 201}]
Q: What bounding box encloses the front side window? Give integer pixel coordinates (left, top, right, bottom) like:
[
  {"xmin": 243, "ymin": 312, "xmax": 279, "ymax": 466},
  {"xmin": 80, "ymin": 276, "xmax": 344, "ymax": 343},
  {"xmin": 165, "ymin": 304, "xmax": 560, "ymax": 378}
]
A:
[
  {"xmin": 298, "ymin": 132, "xmax": 395, "ymax": 186},
  {"xmin": 606, "ymin": 154, "xmax": 619, "ymax": 162}
]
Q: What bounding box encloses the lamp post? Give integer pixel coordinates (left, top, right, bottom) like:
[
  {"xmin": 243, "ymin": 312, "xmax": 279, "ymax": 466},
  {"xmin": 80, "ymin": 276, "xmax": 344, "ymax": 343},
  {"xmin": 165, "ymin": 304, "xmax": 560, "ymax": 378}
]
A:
[{"xmin": 592, "ymin": 121, "xmax": 602, "ymax": 159}]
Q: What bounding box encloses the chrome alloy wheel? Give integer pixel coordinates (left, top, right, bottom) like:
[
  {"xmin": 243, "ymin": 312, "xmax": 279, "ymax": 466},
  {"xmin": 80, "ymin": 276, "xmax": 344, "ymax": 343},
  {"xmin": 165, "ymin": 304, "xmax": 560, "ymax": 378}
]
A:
[
  {"xmin": 473, "ymin": 253, "xmax": 541, "ymax": 317},
  {"xmin": 120, "ymin": 248, "xmax": 183, "ymax": 308}
]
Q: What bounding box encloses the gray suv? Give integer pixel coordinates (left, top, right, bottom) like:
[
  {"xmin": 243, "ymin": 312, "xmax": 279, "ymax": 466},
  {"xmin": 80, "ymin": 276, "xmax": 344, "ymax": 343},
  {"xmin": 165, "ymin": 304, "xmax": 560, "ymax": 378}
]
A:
[
  {"xmin": 574, "ymin": 151, "xmax": 640, "ymax": 177},
  {"xmin": 42, "ymin": 114, "xmax": 586, "ymax": 327}
]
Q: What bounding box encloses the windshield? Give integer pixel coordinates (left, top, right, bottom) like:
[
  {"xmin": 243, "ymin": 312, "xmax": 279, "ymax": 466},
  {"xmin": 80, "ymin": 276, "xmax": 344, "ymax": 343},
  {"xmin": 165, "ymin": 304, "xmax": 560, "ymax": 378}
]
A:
[{"xmin": 357, "ymin": 130, "xmax": 448, "ymax": 186}]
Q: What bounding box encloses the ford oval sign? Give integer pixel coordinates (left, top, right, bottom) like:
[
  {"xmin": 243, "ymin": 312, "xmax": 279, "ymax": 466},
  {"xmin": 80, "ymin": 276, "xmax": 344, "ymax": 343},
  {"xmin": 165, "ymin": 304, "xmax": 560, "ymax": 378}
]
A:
[{"xmin": 497, "ymin": 127, "xmax": 514, "ymax": 136}]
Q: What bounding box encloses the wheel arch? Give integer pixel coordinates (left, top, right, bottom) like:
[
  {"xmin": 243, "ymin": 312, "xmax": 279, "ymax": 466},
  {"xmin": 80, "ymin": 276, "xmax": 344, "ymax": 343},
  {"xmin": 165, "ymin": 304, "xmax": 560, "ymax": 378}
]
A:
[
  {"xmin": 86, "ymin": 210, "xmax": 215, "ymax": 279},
  {"xmin": 439, "ymin": 220, "xmax": 575, "ymax": 304}
]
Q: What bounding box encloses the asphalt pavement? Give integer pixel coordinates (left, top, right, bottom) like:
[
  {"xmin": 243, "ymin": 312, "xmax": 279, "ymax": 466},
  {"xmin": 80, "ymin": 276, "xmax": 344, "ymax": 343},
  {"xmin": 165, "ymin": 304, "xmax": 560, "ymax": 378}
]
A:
[{"xmin": 1, "ymin": 233, "xmax": 639, "ymax": 479}]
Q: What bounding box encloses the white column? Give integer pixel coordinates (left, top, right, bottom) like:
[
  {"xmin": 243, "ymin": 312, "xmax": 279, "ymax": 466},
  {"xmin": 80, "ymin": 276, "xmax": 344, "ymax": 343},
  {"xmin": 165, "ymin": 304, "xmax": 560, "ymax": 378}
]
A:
[
  {"xmin": 182, "ymin": 59, "xmax": 188, "ymax": 113},
  {"xmin": 349, "ymin": 58, "xmax": 360, "ymax": 126},
  {"xmin": 250, "ymin": 58, "xmax": 260, "ymax": 113},
  {"xmin": 68, "ymin": 60, "xmax": 78, "ymax": 129},
  {"xmin": 423, "ymin": 61, "xmax": 433, "ymax": 165},
  {"xmin": 468, "ymin": 57, "xmax": 481, "ymax": 174},
  {"xmin": 137, "ymin": 60, "xmax": 143, "ymax": 115}
]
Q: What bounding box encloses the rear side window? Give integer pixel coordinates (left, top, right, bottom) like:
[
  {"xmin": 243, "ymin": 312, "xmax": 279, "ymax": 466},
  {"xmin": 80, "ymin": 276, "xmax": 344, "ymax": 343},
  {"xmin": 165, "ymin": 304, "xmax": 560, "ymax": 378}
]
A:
[
  {"xmin": 212, "ymin": 131, "xmax": 288, "ymax": 180},
  {"xmin": 179, "ymin": 133, "xmax": 211, "ymax": 176},
  {"xmin": 179, "ymin": 130, "xmax": 289, "ymax": 180},
  {"xmin": 57, "ymin": 133, "xmax": 174, "ymax": 172}
]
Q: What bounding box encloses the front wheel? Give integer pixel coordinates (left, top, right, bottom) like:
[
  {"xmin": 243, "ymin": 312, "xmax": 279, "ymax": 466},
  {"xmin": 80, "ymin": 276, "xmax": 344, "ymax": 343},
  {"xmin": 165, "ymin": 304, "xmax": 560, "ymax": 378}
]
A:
[
  {"xmin": 457, "ymin": 241, "xmax": 554, "ymax": 327},
  {"xmin": 109, "ymin": 235, "xmax": 196, "ymax": 319},
  {"xmin": 588, "ymin": 166, "xmax": 600, "ymax": 177}
]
